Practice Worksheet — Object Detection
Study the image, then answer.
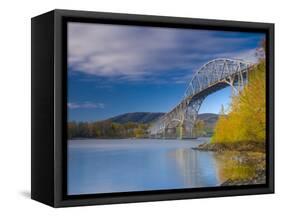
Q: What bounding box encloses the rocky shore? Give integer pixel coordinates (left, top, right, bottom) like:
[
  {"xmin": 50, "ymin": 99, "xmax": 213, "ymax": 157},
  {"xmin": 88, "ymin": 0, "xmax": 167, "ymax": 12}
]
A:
[
  {"xmin": 192, "ymin": 142, "xmax": 266, "ymax": 186},
  {"xmin": 221, "ymin": 169, "xmax": 266, "ymax": 186},
  {"xmin": 192, "ymin": 142, "xmax": 265, "ymax": 152}
]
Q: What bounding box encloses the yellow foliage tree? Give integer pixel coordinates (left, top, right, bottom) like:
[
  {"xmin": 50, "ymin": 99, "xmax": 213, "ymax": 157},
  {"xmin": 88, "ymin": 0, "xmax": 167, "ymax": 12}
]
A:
[{"xmin": 211, "ymin": 60, "xmax": 266, "ymax": 146}]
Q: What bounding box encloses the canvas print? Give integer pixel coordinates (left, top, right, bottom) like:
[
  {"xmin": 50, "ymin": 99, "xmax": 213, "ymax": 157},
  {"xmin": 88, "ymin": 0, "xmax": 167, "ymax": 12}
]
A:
[{"xmin": 67, "ymin": 22, "xmax": 266, "ymax": 195}]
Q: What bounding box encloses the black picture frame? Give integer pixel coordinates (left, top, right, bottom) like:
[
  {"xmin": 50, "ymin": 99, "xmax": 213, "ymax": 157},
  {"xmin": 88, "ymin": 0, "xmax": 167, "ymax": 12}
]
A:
[{"xmin": 31, "ymin": 9, "xmax": 274, "ymax": 207}]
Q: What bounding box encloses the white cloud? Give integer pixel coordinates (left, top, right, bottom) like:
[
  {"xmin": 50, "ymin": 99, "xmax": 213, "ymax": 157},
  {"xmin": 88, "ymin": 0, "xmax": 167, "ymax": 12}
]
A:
[
  {"xmin": 215, "ymin": 48, "xmax": 259, "ymax": 63},
  {"xmin": 68, "ymin": 23, "xmax": 184, "ymax": 78},
  {"xmin": 67, "ymin": 102, "xmax": 105, "ymax": 109},
  {"xmin": 68, "ymin": 22, "xmax": 264, "ymax": 81},
  {"xmin": 234, "ymin": 49, "xmax": 259, "ymax": 63}
]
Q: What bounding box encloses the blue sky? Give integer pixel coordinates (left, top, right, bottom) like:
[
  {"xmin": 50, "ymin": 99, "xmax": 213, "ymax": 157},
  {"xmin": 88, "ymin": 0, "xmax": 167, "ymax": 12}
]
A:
[{"xmin": 67, "ymin": 22, "xmax": 265, "ymax": 122}]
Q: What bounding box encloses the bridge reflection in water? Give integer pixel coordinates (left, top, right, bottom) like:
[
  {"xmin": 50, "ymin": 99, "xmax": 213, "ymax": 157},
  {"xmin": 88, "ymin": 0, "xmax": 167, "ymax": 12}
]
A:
[
  {"xmin": 169, "ymin": 148, "xmax": 220, "ymax": 187},
  {"xmin": 149, "ymin": 58, "xmax": 252, "ymax": 139}
]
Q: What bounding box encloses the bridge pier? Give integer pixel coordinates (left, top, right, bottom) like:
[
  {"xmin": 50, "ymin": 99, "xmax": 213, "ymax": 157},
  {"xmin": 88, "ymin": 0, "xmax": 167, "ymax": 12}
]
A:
[{"xmin": 176, "ymin": 124, "xmax": 184, "ymax": 139}]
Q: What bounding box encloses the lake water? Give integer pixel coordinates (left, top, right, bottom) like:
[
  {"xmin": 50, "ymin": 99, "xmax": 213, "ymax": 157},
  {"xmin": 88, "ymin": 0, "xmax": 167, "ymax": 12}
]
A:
[{"xmin": 68, "ymin": 138, "xmax": 221, "ymax": 195}]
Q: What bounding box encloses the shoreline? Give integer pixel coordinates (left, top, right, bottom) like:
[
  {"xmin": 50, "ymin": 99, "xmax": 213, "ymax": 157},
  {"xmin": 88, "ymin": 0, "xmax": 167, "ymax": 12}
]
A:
[
  {"xmin": 192, "ymin": 142, "xmax": 265, "ymax": 153},
  {"xmin": 192, "ymin": 142, "xmax": 266, "ymax": 186},
  {"xmin": 68, "ymin": 137, "xmax": 210, "ymax": 141}
]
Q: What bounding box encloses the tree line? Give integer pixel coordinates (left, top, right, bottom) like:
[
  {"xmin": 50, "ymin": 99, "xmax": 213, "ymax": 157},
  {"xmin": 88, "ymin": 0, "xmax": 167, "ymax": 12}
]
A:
[{"xmin": 68, "ymin": 121, "xmax": 150, "ymax": 139}]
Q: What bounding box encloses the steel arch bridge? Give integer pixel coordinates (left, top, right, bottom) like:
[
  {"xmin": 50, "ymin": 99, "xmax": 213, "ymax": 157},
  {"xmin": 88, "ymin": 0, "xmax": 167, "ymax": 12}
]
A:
[{"xmin": 148, "ymin": 58, "xmax": 253, "ymax": 139}]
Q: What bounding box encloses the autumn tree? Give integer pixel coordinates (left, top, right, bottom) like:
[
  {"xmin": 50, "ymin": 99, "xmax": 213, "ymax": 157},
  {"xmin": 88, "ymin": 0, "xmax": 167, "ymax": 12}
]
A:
[{"xmin": 211, "ymin": 59, "xmax": 266, "ymax": 147}]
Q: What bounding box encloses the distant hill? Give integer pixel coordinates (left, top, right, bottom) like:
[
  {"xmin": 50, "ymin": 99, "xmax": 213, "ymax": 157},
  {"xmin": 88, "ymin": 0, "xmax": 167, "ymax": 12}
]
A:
[
  {"xmin": 106, "ymin": 112, "xmax": 219, "ymax": 127},
  {"xmin": 107, "ymin": 112, "xmax": 165, "ymax": 124},
  {"xmin": 197, "ymin": 113, "xmax": 219, "ymax": 129}
]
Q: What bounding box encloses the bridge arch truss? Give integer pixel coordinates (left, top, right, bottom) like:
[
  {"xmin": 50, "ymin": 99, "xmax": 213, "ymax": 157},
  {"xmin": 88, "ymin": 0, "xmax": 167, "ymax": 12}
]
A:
[{"xmin": 149, "ymin": 58, "xmax": 253, "ymax": 138}]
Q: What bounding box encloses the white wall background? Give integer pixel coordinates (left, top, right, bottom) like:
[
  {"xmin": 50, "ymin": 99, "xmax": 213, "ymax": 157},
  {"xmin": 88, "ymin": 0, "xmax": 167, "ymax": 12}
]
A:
[{"xmin": 0, "ymin": 0, "xmax": 279, "ymax": 216}]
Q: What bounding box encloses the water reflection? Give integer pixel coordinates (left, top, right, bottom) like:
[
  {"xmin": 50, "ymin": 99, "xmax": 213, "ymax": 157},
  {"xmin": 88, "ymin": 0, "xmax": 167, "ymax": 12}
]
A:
[
  {"xmin": 213, "ymin": 151, "xmax": 266, "ymax": 185},
  {"xmin": 68, "ymin": 139, "xmax": 220, "ymax": 195},
  {"xmin": 169, "ymin": 148, "xmax": 220, "ymax": 188}
]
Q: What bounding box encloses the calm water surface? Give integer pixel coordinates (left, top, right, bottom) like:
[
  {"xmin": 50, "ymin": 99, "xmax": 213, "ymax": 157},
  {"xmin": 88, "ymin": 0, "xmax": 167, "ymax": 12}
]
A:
[{"xmin": 68, "ymin": 138, "xmax": 221, "ymax": 195}]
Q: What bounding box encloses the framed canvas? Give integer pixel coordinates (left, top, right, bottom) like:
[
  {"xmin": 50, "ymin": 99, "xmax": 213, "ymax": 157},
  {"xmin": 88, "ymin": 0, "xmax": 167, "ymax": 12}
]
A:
[{"xmin": 31, "ymin": 9, "xmax": 274, "ymax": 207}]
